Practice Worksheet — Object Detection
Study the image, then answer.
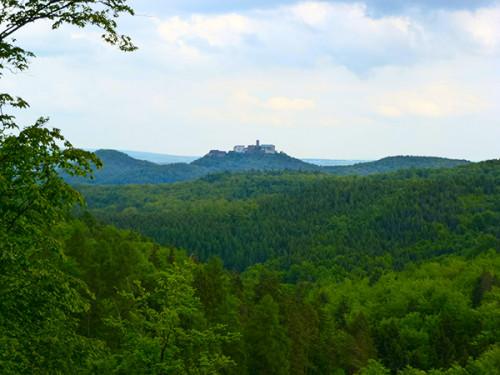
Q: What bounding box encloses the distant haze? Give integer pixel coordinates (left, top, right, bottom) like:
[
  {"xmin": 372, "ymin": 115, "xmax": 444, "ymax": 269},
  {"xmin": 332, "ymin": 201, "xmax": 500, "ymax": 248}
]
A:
[
  {"xmin": 302, "ymin": 159, "xmax": 370, "ymax": 167},
  {"xmin": 106, "ymin": 149, "xmax": 367, "ymax": 167},
  {"xmin": 121, "ymin": 150, "xmax": 199, "ymax": 165}
]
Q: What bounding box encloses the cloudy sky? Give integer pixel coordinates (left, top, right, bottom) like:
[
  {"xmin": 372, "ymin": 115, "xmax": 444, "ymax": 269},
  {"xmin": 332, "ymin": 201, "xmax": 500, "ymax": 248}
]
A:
[{"xmin": 4, "ymin": 0, "xmax": 500, "ymax": 160}]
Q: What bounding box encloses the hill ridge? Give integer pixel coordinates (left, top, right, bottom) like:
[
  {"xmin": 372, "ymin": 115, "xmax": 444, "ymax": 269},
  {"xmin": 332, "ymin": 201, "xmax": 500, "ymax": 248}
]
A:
[{"xmin": 63, "ymin": 149, "xmax": 470, "ymax": 185}]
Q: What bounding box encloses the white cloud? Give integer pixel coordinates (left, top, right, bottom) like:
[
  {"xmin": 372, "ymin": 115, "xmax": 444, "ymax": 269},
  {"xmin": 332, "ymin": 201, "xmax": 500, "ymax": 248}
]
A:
[
  {"xmin": 158, "ymin": 13, "xmax": 254, "ymax": 47},
  {"xmin": 264, "ymin": 96, "xmax": 316, "ymax": 111},
  {"xmin": 289, "ymin": 1, "xmax": 413, "ymax": 35},
  {"xmin": 194, "ymin": 90, "xmax": 317, "ymax": 127},
  {"xmin": 374, "ymin": 83, "xmax": 487, "ymax": 118},
  {"xmin": 451, "ymin": 7, "xmax": 500, "ymax": 53},
  {"xmin": 152, "ymin": 2, "xmax": 500, "ymax": 73},
  {"xmin": 154, "ymin": 1, "xmax": 420, "ymax": 71},
  {"xmin": 289, "ymin": 1, "xmax": 332, "ymax": 27}
]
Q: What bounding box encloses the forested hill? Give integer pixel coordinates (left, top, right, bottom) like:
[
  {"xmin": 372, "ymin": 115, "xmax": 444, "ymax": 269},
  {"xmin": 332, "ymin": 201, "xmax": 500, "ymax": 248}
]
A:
[
  {"xmin": 192, "ymin": 150, "xmax": 320, "ymax": 171},
  {"xmin": 324, "ymin": 155, "xmax": 470, "ymax": 175},
  {"xmin": 64, "ymin": 149, "xmax": 208, "ymax": 184},
  {"xmin": 80, "ymin": 159, "xmax": 500, "ymax": 272},
  {"xmin": 66, "ymin": 149, "xmax": 470, "ymax": 185}
]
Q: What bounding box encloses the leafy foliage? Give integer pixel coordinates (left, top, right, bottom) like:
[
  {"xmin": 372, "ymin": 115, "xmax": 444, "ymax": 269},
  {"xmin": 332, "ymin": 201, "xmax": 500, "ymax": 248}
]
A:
[
  {"xmin": 60, "ymin": 218, "xmax": 239, "ymax": 374},
  {"xmin": 0, "ymin": 0, "xmax": 135, "ymax": 77},
  {"xmin": 0, "ymin": 122, "xmax": 101, "ymax": 373}
]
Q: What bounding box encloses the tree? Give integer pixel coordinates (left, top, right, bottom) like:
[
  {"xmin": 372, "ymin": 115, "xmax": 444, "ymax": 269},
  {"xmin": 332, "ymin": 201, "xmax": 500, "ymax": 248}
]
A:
[
  {"xmin": 357, "ymin": 360, "xmax": 390, "ymax": 375},
  {"xmin": 0, "ymin": 118, "xmax": 99, "ymax": 246},
  {"xmin": 0, "ymin": 0, "xmax": 136, "ymax": 239},
  {"xmin": 104, "ymin": 266, "xmax": 236, "ymax": 374},
  {"xmin": 245, "ymin": 294, "xmax": 290, "ymax": 375},
  {"xmin": 0, "ymin": 0, "xmax": 136, "ymax": 372}
]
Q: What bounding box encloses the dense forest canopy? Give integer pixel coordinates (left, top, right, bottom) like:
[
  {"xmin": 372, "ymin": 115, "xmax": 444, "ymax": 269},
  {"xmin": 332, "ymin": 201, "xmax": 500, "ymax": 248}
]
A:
[
  {"xmin": 52, "ymin": 216, "xmax": 500, "ymax": 373},
  {"xmin": 57, "ymin": 159, "xmax": 500, "ymax": 373},
  {"xmin": 80, "ymin": 161, "xmax": 500, "ymax": 272}
]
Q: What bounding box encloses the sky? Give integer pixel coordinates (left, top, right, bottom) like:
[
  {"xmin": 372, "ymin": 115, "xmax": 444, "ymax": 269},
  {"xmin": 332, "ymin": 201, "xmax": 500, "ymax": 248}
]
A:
[{"xmin": 3, "ymin": 0, "xmax": 500, "ymax": 160}]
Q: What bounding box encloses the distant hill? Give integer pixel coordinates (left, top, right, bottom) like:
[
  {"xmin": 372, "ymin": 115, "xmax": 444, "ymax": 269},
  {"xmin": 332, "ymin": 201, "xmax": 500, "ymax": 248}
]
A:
[
  {"xmin": 119, "ymin": 149, "xmax": 366, "ymax": 167},
  {"xmin": 303, "ymin": 158, "xmax": 369, "ymax": 166},
  {"xmin": 65, "ymin": 150, "xmax": 470, "ymax": 185},
  {"xmin": 85, "ymin": 149, "xmax": 199, "ymax": 164},
  {"xmin": 192, "ymin": 151, "xmax": 320, "ymax": 172},
  {"xmin": 120, "ymin": 150, "xmax": 198, "ymax": 164},
  {"xmin": 326, "ymin": 156, "xmax": 470, "ymax": 176},
  {"xmin": 64, "ymin": 150, "xmax": 207, "ymax": 185}
]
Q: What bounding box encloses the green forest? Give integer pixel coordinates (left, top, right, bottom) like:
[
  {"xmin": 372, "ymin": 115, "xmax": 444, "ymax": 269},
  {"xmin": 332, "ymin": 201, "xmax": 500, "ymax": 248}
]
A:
[
  {"xmin": 1, "ymin": 1, "xmax": 500, "ymax": 374},
  {"xmin": 80, "ymin": 161, "xmax": 500, "ymax": 272},
  {"xmin": 73, "ymin": 161, "xmax": 500, "ymax": 374},
  {"xmin": 4, "ymin": 174, "xmax": 500, "ymax": 373},
  {"xmin": 7, "ymin": 155, "xmax": 500, "ymax": 373}
]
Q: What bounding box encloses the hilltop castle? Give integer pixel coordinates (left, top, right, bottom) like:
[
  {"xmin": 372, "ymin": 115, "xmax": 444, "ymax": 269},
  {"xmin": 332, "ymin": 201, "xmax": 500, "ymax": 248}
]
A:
[
  {"xmin": 207, "ymin": 140, "xmax": 277, "ymax": 157},
  {"xmin": 233, "ymin": 140, "xmax": 276, "ymax": 154}
]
